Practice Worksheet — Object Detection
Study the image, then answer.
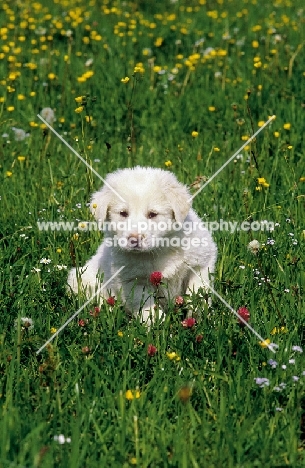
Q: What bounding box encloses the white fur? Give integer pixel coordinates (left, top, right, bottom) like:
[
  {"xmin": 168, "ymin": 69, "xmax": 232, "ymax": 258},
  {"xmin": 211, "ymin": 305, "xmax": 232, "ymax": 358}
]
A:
[{"xmin": 68, "ymin": 166, "xmax": 217, "ymax": 324}]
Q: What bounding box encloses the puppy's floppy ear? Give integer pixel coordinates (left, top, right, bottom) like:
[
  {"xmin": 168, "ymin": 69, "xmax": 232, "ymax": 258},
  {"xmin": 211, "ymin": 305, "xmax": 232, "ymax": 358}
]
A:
[
  {"xmin": 164, "ymin": 178, "xmax": 191, "ymax": 223},
  {"xmin": 90, "ymin": 187, "xmax": 112, "ymax": 222}
]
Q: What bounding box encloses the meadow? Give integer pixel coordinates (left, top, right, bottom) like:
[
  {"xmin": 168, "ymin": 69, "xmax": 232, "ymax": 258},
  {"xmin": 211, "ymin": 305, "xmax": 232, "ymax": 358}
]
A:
[{"xmin": 0, "ymin": 0, "xmax": 305, "ymax": 466}]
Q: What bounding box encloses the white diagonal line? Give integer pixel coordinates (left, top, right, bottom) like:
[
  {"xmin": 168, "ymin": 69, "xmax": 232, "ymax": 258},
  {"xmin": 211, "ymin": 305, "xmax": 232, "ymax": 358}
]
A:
[
  {"xmin": 36, "ymin": 266, "xmax": 125, "ymax": 354},
  {"xmin": 188, "ymin": 266, "xmax": 276, "ymax": 353},
  {"xmin": 37, "ymin": 114, "xmax": 125, "ymax": 202},
  {"xmin": 188, "ymin": 115, "xmax": 276, "ymax": 202}
]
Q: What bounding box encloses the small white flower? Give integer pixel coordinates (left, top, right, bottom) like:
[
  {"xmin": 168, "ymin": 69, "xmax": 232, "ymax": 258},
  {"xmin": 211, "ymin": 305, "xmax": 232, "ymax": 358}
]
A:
[
  {"xmin": 85, "ymin": 58, "xmax": 94, "ymax": 67},
  {"xmin": 254, "ymin": 377, "xmax": 270, "ymax": 388},
  {"xmin": 289, "ymin": 359, "xmax": 295, "ymax": 364},
  {"xmin": 15, "ymin": 317, "xmax": 34, "ymax": 330},
  {"xmin": 54, "ymin": 434, "xmax": 71, "ymax": 444},
  {"xmin": 248, "ymin": 240, "xmax": 260, "ymax": 254},
  {"xmin": 40, "ymin": 107, "xmax": 56, "ymax": 125},
  {"xmin": 40, "ymin": 258, "xmax": 52, "ymax": 264},
  {"xmin": 55, "ymin": 264, "xmax": 67, "ymax": 270},
  {"xmin": 35, "ymin": 26, "xmax": 47, "ymax": 35},
  {"xmin": 11, "ymin": 127, "xmax": 30, "ymax": 141},
  {"xmin": 292, "ymin": 345, "xmax": 303, "ymax": 353}
]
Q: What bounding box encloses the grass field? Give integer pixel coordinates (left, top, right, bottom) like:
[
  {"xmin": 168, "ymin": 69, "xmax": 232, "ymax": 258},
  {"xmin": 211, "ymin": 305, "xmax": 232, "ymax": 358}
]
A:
[{"xmin": 0, "ymin": 0, "xmax": 305, "ymax": 466}]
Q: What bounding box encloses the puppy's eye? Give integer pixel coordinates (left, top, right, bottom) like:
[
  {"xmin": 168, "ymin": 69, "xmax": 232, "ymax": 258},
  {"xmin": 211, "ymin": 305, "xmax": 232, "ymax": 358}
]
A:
[
  {"xmin": 148, "ymin": 211, "xmax": 158, "ymax": 219},
  {"xmin": 120, "ymin": 210, "xmax": 129, "ymax": 218}
]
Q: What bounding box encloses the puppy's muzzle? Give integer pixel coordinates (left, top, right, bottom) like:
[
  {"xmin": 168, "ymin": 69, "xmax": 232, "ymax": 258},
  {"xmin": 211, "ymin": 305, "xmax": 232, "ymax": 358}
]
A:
[{"xmin": 127, "ymin": 233, "xmax": 145, "ymax": 249}]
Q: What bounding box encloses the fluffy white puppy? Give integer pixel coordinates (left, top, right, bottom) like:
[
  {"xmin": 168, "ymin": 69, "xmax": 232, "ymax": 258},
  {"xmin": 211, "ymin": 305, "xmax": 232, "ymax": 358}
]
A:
[{"xmin": 68, "ymin": 166, "xmax": 217, "ymax": 324}]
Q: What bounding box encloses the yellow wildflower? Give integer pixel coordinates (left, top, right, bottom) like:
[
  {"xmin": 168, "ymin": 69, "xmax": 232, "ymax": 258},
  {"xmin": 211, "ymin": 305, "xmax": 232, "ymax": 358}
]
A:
[
  {"xmin": 134, "ymin": 65, "xmax": 144, "ymax": 73},
  {"xmin": 164, "ymin": 160, "xmax": 172, "ymax": 167},
  {"xmin": 257, "ymin": 177, "xmax": 266, "ymax": 185},
  {"xmin": 208, "ymin": 106, "xmax": 216, "ymax": 112},
  {"xmin": 50, "ymin": 327, "xmax": 57, "ymax": 334},
  {"xmin": 6, "ymin": 171, "xmax": 13, "ymax": 177},
  {"xmin": 166, "ymin": 351, "xmax": 181, "ymax": 361},
  {"xmin": 283, "ymin": 123, "xmax": 291, "ymax": 130},
  {"xmin": 75, "ymin": 106, "xmax": 84, "ymax": 113},
  {"xmin": 125, "ymin": 389, "xmax": 140, "ymax": 400},
  {"xmin": 270, "ymin": 326, "xmax": 288, "ymax": 335},
  {"xmin": 214, "ymin": 147, "xmax": 220, "ymax": 152},
  {"xmin": 74, "ymin": 96, "xmax": 85, "ymax": 103},
  {"xmin": 299, "ymin": 177, "xmax": 305, "ymax": 182},
  {"xmin": 191, "ymin": 131, "xmax": 199, "ymax": 138},
  {"xmin": 117, "ymin": 330, "xmax": 123, "ymax": 337},
  {"xmin": 17, "ymin": 156, "xmax": 25, "ymax": 161},
  {"xmin": 259, "ymin": 339, "xmax": 271, "ymax": 348},
  {"xmin": 121, "ymin": 76, "xmax": 130, "ymax": 83},
  {"xmin": 274, "ymin": 131, "xmax": 280, "ymax": 138}
]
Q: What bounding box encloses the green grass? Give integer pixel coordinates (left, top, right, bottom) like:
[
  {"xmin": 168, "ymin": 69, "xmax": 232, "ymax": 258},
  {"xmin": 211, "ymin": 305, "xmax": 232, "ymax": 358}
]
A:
[{"xmin": 0, "ymin": 0, "xmax": 305, "ymax": 466}]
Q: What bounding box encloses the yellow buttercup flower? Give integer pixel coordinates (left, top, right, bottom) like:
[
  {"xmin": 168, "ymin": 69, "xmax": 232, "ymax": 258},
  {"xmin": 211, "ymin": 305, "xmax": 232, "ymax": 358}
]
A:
[
  {"xmin": 191, "ymin": 131, "xmax": 199, "ymax": 138},
  {"xmin": 17, "ymin": 156, "xmax": 26, "ymax": 161},
  {"xmin": 164, "ymin": 160, "xmax": 172, "ymax": 167},
  {"xmin": 283, "ymin": 123, "xmax": 291, "ymax": 130},
  {"xmin": 6, "ymin": 171, "xmax": 13, "ymax": 177},
  {"xmin": 166, "ymin": 351, "xmax": 181, "ymax": 361},
  {"xmin": 270, "ymin": 326, "xmax": 288, "ymax": 335},
  {"xmin": 257, "ymin": 177, "xmax": 266, "ymax": 184},
  {"xmin": 75, "ymin": 106, "xmax": 84, "ymax": 113},
  {"xmin": 121, "ymin": 76, "xmax": 130, "ymax": 84},
  {"xmin": 259, "ymin": 339, "xmax": 271, "ymax": 348},
  {"xmin": 125, "ymin": 389, "xmax": 140, "ymax": 400},
  {"xmin": 50, "ymin": 327, "xmax": 57, "ymax": 334},
  {"xmin": 75, "ymin": 96, "xmax": 85, "ymax": 103}
]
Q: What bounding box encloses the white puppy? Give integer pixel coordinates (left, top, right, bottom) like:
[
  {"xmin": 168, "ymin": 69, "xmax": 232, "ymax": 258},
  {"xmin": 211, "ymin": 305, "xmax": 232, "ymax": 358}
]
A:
[{"xmin": 68, "ymin": 166, "xmax": 217, "ymax": 324}]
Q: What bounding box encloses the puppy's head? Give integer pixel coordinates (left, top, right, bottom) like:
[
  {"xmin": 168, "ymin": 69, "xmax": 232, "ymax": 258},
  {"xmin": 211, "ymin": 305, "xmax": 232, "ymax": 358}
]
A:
[{"xmin": 91, "ymin": 167, "xmax": 191, "ymax": 251}]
